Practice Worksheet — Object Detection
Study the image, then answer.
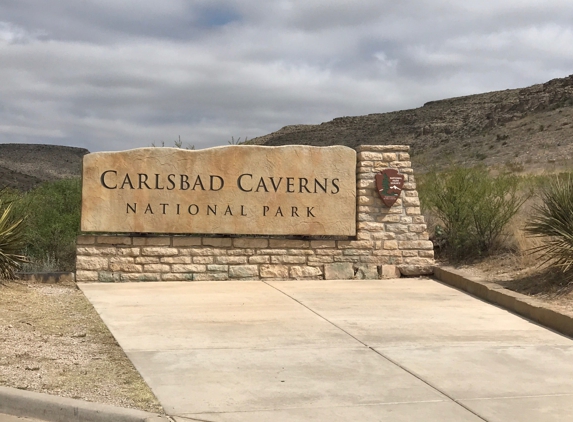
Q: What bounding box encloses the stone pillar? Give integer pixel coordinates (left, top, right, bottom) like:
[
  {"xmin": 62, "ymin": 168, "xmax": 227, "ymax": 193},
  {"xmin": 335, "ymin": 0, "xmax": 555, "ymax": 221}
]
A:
[{"xmin": 355, "ymin": 145, "xmax": 434, "ymax": 276}]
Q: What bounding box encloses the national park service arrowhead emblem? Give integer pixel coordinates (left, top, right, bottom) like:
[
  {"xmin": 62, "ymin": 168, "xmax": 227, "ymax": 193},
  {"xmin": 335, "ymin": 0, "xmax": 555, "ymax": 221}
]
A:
[{"xmin": 375, "ymin": 169, "xmax": 404, "ymax": 207}]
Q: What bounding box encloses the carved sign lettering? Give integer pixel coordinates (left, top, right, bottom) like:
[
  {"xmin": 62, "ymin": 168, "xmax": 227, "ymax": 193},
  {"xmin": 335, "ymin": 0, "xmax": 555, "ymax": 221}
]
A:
[
  {"xmin": 81, "ymin": 146, "xmax": 356, "ymax": 236},
  {"xmin": 375, "ymin": 169, "xmax": 404, "ymax": 207}
]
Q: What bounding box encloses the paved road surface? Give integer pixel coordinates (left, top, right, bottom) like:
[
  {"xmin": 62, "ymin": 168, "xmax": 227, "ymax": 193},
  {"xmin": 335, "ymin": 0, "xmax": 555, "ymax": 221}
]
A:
[{"xmin": 80, "ymin": 278, "xmax": 573, "ymax": 422}]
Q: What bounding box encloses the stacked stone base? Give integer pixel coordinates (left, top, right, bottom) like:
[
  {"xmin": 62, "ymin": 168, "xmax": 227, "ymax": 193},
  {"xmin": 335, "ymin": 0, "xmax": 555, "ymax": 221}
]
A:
[{"xmin": 75, "ymin": 145, "xmax": 434, "ymax": 283}]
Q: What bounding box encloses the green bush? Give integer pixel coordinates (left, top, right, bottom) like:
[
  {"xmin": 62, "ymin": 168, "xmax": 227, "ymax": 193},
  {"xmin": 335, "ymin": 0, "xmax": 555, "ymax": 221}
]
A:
[
  {"xmin": 419, "ymin": 166, "xmax": 526, "ymax": 260},
  {"xmin": 0, "ymin": 190, "xmax": 28, "ymax": 279},
  {"xmin": 525, "ymin": 175, "xmax": 573, "ymax": 280},
  {"xmin": 20, "ymin": 178, "xmax": 82, "ymax": 271}
]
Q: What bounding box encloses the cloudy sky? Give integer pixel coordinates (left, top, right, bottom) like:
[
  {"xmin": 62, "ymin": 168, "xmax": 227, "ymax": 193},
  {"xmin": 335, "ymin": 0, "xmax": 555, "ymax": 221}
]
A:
[{"xmin": 1, "ymin": 1, "xmax": 572, "ymax": 152}]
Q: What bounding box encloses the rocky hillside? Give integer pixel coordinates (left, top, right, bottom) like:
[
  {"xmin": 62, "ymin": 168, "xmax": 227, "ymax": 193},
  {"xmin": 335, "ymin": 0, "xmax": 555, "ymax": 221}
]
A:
[
  {"xmin": 250, "ymin": 75, "xmax": 573, "ymax": 173},
  {"xmin": 0, "ymin": 144, "xmax": 89, "ymax": 191}
]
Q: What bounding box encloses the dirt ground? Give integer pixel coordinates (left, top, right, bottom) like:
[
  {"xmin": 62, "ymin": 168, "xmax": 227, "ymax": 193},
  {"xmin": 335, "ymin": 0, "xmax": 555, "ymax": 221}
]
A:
[
  {"xmin": 0, "ymin": 279, "xmax": 163, "ymax": 414},
  {"xmin": 445, "ymin": 253, "xmax": 573, "ymax": 317}
]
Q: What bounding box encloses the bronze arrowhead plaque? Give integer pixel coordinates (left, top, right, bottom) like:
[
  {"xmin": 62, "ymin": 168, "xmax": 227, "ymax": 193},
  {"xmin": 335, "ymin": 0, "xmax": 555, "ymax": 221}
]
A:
[{"xmin": 375, "ymin": 169, "xmax": 404, "ymax": 207}]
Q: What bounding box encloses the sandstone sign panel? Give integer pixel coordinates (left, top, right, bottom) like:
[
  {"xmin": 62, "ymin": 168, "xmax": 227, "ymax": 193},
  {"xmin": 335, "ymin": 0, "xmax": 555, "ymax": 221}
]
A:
[{"xmin": 81, "ymin": 145, "xmax": 356, "ymax": 236}]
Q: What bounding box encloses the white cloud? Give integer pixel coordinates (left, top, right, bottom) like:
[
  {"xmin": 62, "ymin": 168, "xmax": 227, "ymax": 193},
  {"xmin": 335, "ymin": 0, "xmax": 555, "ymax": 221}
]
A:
[{"xmin": 0, "ymin": 1, "xmax": 572, "ymax": 152}]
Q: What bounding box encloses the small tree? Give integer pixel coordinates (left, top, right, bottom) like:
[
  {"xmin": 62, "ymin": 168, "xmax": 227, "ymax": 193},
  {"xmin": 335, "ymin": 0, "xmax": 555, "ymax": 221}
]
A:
[{"xmin": 419, "ymin": 166, "xmax": 526, "ymax": 260}]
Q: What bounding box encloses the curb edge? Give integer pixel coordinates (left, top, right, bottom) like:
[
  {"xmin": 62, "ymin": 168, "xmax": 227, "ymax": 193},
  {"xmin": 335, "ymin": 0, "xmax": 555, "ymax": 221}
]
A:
[
  {"xmin": 433, "ymin": 266, "xmax": 573, "ymax": 339},
  {"xmin": 0, "ymin": 385, "xmax": 169, "ymax": 422}
]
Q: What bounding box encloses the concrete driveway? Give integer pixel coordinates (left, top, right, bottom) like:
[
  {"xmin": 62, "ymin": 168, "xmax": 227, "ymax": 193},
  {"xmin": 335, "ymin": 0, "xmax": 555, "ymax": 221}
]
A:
[{"xmin": 79, "ymin": 278, "xmax": 573, "ymax": 422}]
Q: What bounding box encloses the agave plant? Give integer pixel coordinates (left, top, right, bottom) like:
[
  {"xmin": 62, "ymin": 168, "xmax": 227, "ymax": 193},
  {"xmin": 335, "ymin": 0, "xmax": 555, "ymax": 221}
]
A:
[
  {"xmin": 525, "ymin": 175, "xmax": 573, "ymax": 280},
  {"xmin": 0, "ymin": 200, "xmax": 28, "ymax": 280}
]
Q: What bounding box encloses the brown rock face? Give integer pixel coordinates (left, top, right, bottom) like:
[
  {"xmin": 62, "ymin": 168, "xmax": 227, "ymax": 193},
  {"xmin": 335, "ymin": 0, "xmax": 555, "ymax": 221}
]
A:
[{"xmin": 81, "ymin": 145, "xmax": 356, "ymax": 236}]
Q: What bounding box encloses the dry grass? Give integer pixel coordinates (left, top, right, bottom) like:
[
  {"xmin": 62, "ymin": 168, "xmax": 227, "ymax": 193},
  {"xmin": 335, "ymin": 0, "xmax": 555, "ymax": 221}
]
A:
[{"xmin": 0, "ymin": 279, "xmax": 163, "ymax": 413}]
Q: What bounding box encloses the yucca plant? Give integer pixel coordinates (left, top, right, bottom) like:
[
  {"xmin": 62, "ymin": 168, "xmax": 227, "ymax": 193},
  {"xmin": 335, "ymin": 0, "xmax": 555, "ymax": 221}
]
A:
[
  {"xmin": 525, "ymin": 174, "xmax": 573, "ymax": 281},
  {"xmin": 0, "ymin": 198, "xmax": 28, "ymax": 280}
]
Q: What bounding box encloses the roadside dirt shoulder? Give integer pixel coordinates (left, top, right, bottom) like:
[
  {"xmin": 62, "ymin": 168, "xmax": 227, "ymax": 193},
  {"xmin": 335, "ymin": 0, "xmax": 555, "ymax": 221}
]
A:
[{"xmin": 0, "ymin": 279, "xmax": 163, "ymax": 414}]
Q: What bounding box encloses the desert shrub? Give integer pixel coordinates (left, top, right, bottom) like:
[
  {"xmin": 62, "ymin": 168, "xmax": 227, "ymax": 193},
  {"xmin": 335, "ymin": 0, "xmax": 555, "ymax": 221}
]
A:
[
  {"xmin": 0, "ymin": 189, "xmax": 28, "ymax": 279},
  {"xmin": 525, "ymin": 175, "xmax": 573, "ymax": 281},
  {"xmin": 20, "ymin": 178, "xmax": 81, "ymax": 271},
  {"xmin": 419, "ymin": 166, "xmax": 526, "ymax": 260}
]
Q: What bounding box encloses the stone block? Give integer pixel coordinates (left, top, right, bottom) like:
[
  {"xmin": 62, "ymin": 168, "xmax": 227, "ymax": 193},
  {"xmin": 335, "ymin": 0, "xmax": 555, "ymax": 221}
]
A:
[
  {"xmin": 98, "ymin": 272, "xmax": 121, "ymax": 282},
  {"xmin": 308, "ymin": 256, "xmax": 334, "ymax": 264},
  {"xmin": 82, "ymin": 146, "xmax": 356, "ymax": 236},
  {"xmin": 161, "ymin": 273, "xmax": 195, "ymax": 281},
  {"xmin": 192, "ymin": 256, "xmax": 215, "ymax": 264},
  {"xmin": 203, "ymin": 238, "xmax": 233, "ymax": 247},
  {"xmin": 141, "ymin": 247, "xmax": 179, "ymax": 256},
  {"xmin": 271, "ymin": 255, "xmax": 307, "ymax": 264},
  {"xmin": 324, "ymin": 263, "xmax": 354, "ymax": 280},
  {"xmin": 358, "ymin": 214, "xmax": 375, "ymax": 222},
  {"xmin": 342, "ymin": 249, "xmax": 371, "ymax": 256},
  {"xmin": 357, "ymin": 152, "xmax": 384, "ymax": 161},
  {"xmin": 290, "ymin": 266, "xmax": 323, "ymax": 279},
  {"xmin": 382, "ymin": 153, "xmax": 397, "ymax": 161},
  {"xmin": 337, "ymin": 240, "xmax": 372, "ymax": 249},
  {"xmin": 229, "ymin": 265, "xmax": 259, "ymax": 278},
  {"xmin": 260, "ymin": 265, "xmax": 289, "ymax": 278},
  {"xmin": 419, "ymin": 250, "xmax": 435, "ymax": 258},
  {"xmin": 172, "ymin": 237, "xmax": 202, "ymax": 247},
  {"xmin": 383, "ymin": 240, "xmax": 398, "ymax": 250},
  {"xmin": 77, "ymin": 236, "xmax": 96, "ymax": 245},
  {"xmin": 402, "ymin": 197, "xmax": 420, "ymax": 207},
  {"xmin": 259, "ymin": 249, "xmax": 288, "ymax": 255},
  {"xmin": 356, "ymin": 145, "xmax": 409, "ymax": 152},
  {"xmin": 135, "ymin": 257, "xmax": 160, "ymax": 264},
  {"xmin": 333, "ymin": 256, "xmax": 360, "ymax": 263},
  {"xmin": 179, "ymin": 248, "xmax": 221, "ymax": 256},
  {"xmin": 269, "ymin": 239, "xmax": 310, "ymax": 248},
  {"xmin": 228, "ymin": 249, "xmax": 255, "ymax": 256},
  {"xmin": 316, "ymin": 249, "xmax": 342, "ymax": 256},
  {"xmin": 75, "ymin": 270, "xmax": 99, "ymax": 282},
  {"xmin": 381, "ymin": 265, "xmax": 401, "ymax": 279},
  {"xmin": 133, "ymin": 237, "xmax": 171, "ymax": 246},
  {"xmin": 287, "ymin": 249, "xmax": 315, "ymax": 255},
  {"xmin": 398, "ymin": 265, "xmax": 433, "ymax": 276},
  {"xmin": 409, "ymin": 224, "xmax": 427, "ymax": 233},
  {"xmin": 357, "ymin": 179, "xmax": 375, "ymax": 189},
  {"xmin": 193, "ymin": 273, "xmax": 229, "ymax": 281},
  {"xmin": 110, "ymin": 262, "xmax": 143, "ymax": 273},
  {"xmin": 160, "ymin": 256, "xmax": 192, "ymax": 264},
  {"xmin": 216, "ymin": 256, "xmax": 248, "ymax": 265},
  {"xmin": 357, "ymin": 196, "xmax": 375, "ymax": 205},
  {"xmin": 234, "ymin": 238, "xmax": 269, "ymax": 248},
  {"xmin": 172, "ymin": 264, "xmax": 207, "ymax": 273},
  {"xmin": 76, "ymin": 247, "xmax": 117, "ymax": 256},
  {"xmin": 354, "ymin": 264, "xmax": 379, "ymax": 280},
  {"xmin": 120, "ymin": 273, "xmax": 160, "ymax": 281},
  {"xmin": 144, "ymin": 264, "xmax": 171, "ymax": 272},
  {"xmin": 310, "ymin": 240, "xmax": 336, "ymax": 248},
  {"xmin": 397, "ymin": 240, "xmax": 434, "ymax": 250},
  {"xmin": 76, "ymin": 256, "xmax": 109, "ymax": 271},
  {"xmin": 249, "ymin": 255, "xmax": 270, "ymax": 264},
  {"xmin": 96, "ymin": 236, "xmax": 132, "ymax": 245},
  {"xmin": 406, "ymin": 207, "xmax": 421, "ymax": 215},
  {"xmin": 207, "ymin": 264, "xmax": 228, "ymax": 272},
  {"xmin": 117, "ymin": 248, "xmax": 141, "ymax": 257}
]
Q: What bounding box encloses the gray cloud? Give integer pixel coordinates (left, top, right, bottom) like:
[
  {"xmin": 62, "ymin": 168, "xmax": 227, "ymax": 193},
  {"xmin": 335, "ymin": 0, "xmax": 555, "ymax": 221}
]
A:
[{"xmin": 0, "ymin": 0, "xmax": 572, "ymax": 152}]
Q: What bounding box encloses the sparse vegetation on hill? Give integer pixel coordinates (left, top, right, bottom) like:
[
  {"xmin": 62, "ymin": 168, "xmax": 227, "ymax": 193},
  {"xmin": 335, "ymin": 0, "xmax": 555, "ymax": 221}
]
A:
[
  {"xmin": 0, "ymin": 144, "xmax": 88, "ymax": 191},
  {"xmin": 250, "ymin": 74, "xmax": 573, "ymax": 173}
]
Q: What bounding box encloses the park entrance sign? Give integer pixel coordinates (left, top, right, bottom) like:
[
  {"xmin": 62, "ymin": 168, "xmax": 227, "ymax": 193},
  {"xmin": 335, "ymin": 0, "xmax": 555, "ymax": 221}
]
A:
[{"xmin": 81, "ymin": 145, "xmax": 357, "ymax": 236}]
